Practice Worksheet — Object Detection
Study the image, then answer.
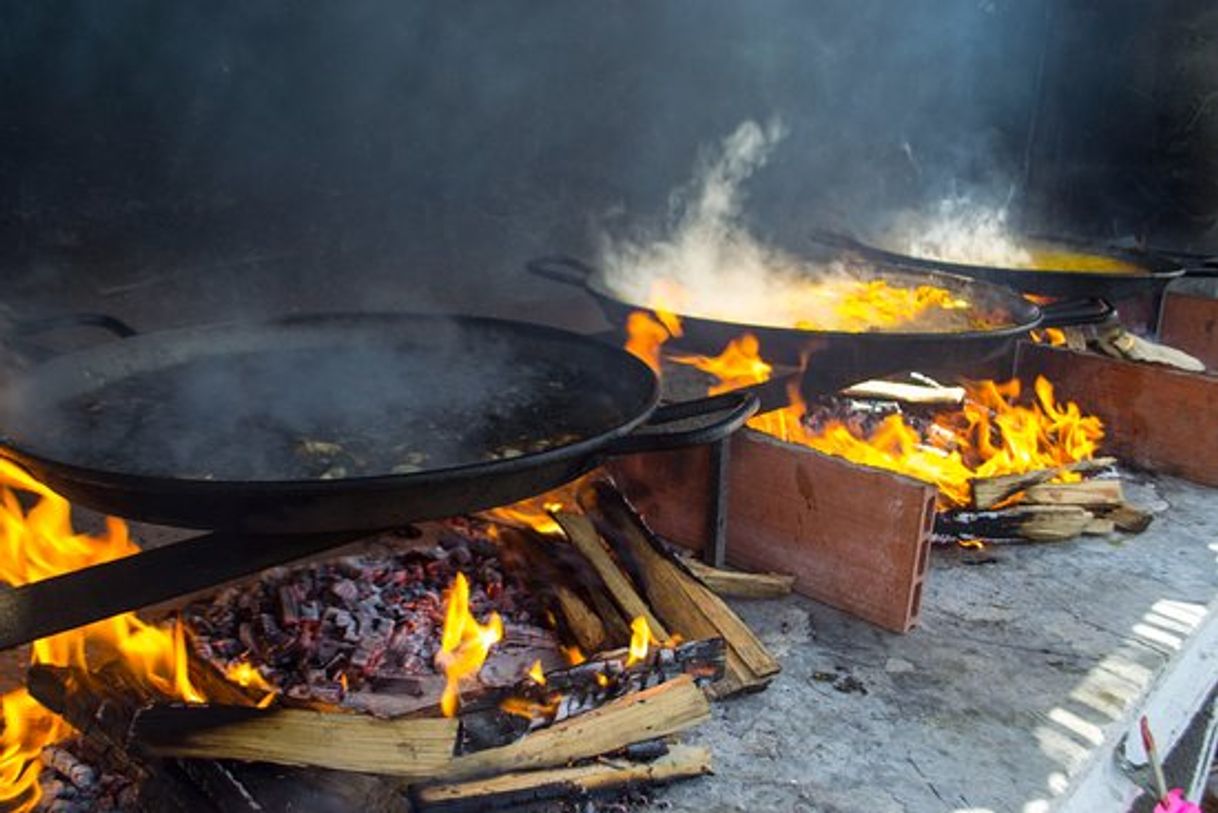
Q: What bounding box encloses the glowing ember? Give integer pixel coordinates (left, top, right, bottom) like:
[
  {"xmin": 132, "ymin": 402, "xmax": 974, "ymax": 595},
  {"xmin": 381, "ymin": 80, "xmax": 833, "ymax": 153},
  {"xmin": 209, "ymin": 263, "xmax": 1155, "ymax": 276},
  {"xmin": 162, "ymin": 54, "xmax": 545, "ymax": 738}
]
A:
[
  {"xmin": 561, "ymin": 645, "xmax": 587, "ymax": 666},
  {"xmin": 0, "ymin": 459, "xmax": 236, "ymax": 812},
  {"xmin": 625, "ymin": 616, "xmax": 661, "ymax": 668},
  {"xmin": 666, "ymin": 333, "xmax": 1104, "ymax": 508},
  {"xmin": 435, "ymin": 572, "xmax": 503, "ymax": 717}
]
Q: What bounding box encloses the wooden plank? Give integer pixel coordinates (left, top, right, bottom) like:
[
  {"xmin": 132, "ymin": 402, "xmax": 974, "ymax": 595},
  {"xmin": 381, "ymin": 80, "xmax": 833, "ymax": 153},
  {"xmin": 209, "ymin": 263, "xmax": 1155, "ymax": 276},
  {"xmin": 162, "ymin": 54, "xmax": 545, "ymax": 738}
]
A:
[
  {"xmin": 610, "ymin": 428, "xmax": 936, "ymax": 633},
  {"xmin": 552, "ymin": 512, "xmax": 670, "ymax": 640},
  {"xmin": 411, "ymin": 744, "xmax": 712, "ymax": 812},
  {"xmin": 936, "ymin": 505, "xmax": 1094, "ymax": 542},
  {"xmin": 681, "ymin": 558, "xmax": 795, "ymax": 599},
  {"xmin": 1160, "ymin": 292, "xmax": 1218, "ymax": 370},
  {"xmin": 442, "ymin": 674, "xmax": 710, "ymax": 782},
  {"xmin": 1014, "ymin": 342, "xmax": 1218, "ymax": 486},
  {"xmin": 970, "ymin": 457, "xmax": 1117, "ymax": 510},
  {"xmin": 133, "ymin": 705, "xmax": 458, "ymax": 778},
  {"xmin": 1024, "ymin": 479, "xmax": 1125, "ymax": 507},
  {"xmin": 553, "ymin": 585, "xmax": 608, "ymax": 653}
]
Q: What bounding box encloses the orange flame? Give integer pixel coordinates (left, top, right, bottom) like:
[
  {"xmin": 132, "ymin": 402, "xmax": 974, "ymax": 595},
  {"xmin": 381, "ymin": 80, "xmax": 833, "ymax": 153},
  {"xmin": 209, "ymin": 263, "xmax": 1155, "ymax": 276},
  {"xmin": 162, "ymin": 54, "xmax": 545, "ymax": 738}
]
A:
[
  {"xmin": 1030, "ymin": 328, "xmax": 1067, "ymax": 346},
  {"xmin": 625, "ymin": 616, "xmax": 661, "ymax": 668},
  {"xmin": 0, "ymin": 459, "xmax": 226, "ymax": 812},
  {"xmin": 527, "ymin": 659, "xmax": 546, "ymax": 685},
  {"xmin": 625, "ymin": 311, "xmax": 679, "ymax": 373},
  {"xmin": 435, "ymin": 572, "xmax": 503, "ymax": 717},
  {"xmin": 224, "ymin": 661, "xmax": 278, "ymax": 709},
  {"xmin": 560, "ymin": 645, "xmax": 587, "ymax": 666},
  {"xmin": 670, "ymin": 336, "xmax": 1103, "ymax": 507}
]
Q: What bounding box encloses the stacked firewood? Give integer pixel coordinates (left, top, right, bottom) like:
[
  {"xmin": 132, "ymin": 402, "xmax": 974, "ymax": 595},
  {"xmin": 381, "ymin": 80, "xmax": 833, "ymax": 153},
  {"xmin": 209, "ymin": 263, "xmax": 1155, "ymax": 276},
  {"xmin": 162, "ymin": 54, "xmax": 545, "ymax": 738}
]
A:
[
  {"xmin": 936, "ymin": 458, "xmax": 1152, "ymax": 544},
  {"xmin": 27, "ymin": 477, "xmax": 783, "ymax": 813}
]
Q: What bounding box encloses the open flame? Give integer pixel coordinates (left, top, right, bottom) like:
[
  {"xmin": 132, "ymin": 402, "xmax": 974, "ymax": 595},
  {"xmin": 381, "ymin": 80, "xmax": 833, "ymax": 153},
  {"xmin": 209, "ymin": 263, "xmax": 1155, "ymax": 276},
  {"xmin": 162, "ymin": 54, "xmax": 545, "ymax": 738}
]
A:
[
  {"xmin": 642, "ymin": 315, "xmax": 1104, "ymax": 508},
  {"xmin": 625, "ymin": 616, "xmax": 661, "ymax": 667},
  {"xmin": 0, "ymin": 460, "xmax": 277, "ymax": 811},
  {"xmin": 1030, "ymin": 328, "xmax": 1067, "ymax": 346},
  {"xmin": 435, "ymin": 572, "xmax": 503, "ymax": 717}
]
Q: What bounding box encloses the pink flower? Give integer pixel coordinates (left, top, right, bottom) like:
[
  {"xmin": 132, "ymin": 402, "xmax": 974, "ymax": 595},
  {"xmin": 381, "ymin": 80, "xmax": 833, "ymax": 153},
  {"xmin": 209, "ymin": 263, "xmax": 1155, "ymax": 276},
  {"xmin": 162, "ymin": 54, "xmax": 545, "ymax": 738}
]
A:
[{"xmin": 1153, "ymin": 789, "xmax": 1201, "ymax": 813}]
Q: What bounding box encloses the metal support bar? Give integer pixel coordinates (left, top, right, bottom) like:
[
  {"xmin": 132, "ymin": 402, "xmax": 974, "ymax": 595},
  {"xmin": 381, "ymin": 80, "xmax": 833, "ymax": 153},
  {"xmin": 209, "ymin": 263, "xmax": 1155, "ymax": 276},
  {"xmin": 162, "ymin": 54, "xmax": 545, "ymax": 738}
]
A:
[
  {"xmin": 0, "ymin": 529, "xmax": 363, "ymax": 650},
  {"xmin": 703, "ymin": 437, "xmax": 730, "ymax": 568}
]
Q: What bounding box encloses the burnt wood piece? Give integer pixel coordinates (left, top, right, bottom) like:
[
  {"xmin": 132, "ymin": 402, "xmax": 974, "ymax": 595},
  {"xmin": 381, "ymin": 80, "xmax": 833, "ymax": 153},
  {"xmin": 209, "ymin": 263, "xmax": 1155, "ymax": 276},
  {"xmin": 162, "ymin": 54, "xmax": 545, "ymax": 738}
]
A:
[
  {"xmin": 438, "ymin": 674, "xmax": 710, "ymax": 783},
  {"xmin": 1160, "ymin": 292, "xmax": 1218, "ymax": 370},
  {"xmin": 132, "ymin": 705, "xmax": 458, "ymax": 777},
  {"xmin": 0, "ymin": 529, "xmax": 363, "ymax": 651},
  {"xmin": 578, "ymin": 480, "xmax": 779, "ymax": 697},
  {"xmin": 1102, "ymin": 504, "xmax": 1155, "ymax": 534},
  {"xmin": 27, "ymin": 663, "xmax": 250, "ymax": 812},
  {"xmin": 609, "ymin": 429, "xmax": 936, "ymax": 633},
  {"xmin": 550, "ymin": 512, "xmax": 669, "ymax": 640},
  {"xmin": 936, "ymin": 505, "xmax": 1095, "ymax": 542},
  {"xmin": 410, "ymin": 743, "xmax": 712, "ymax": 813},
  {"xmin": 1014, "ymin": 342, "xmax": 1218, "ymax": 487},
  {"xmin": 679, "ymin": 558, "xmax": 795, "ymax": 599},
  {"xmin": 970, "ymin": 457, "xmax": 1117, "ymax": 510}
]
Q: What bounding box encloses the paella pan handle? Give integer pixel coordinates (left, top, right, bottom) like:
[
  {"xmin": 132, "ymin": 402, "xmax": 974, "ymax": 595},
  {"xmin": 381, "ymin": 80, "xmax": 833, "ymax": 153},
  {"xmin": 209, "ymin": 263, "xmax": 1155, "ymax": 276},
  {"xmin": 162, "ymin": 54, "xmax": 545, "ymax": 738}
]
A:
[
  {"xmin": 526, "ymin": 255, "xmax": 597, "ymax": 288},
  {"xmin": 8, "ymin": 313, "xmax": 139, "ymax": 341},
  {"xmin": 602, "ymin": 390, "xmax": 760, "ymax": 456},
  {"xmin": 1037, "ymin": 298, "xmax": 1116, "ymax": 328},
  {"xmin": 2, "ymin": 312, "xmax": 138, "ymax": 361}
]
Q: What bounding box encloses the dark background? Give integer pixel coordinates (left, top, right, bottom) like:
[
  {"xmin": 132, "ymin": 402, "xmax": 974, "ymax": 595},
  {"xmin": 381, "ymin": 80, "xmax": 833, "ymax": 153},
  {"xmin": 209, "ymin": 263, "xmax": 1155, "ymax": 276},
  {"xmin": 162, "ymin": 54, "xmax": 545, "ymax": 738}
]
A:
[{"xmin": 1, "ymin": 0, "xmax": 1216, "ymax": 327}]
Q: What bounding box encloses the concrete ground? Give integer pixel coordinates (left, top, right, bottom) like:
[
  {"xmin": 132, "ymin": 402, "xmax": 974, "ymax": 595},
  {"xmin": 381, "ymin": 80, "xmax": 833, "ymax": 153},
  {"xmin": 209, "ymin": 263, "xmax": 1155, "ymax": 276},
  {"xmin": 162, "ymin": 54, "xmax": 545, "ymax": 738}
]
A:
[{"xmin": 653, "ymin": 472, "xmax": 1218, "ymax": 813}]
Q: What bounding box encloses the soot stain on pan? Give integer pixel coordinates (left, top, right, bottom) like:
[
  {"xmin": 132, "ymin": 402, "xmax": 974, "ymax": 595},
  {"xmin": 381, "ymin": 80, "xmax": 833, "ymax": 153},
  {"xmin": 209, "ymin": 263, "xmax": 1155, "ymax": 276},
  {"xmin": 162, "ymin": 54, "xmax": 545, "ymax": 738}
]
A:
[{"xmin": 7, "ymin": 322, "xmax": 627, "ymax": 482}]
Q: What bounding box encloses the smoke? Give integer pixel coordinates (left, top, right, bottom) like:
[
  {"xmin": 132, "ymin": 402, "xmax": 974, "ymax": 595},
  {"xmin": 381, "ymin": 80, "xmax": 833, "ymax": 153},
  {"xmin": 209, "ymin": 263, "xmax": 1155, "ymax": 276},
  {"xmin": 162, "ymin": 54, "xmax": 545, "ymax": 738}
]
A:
[
  {"xmin": 880, "ymin": 191, "xmax": 1035, "ymax": 267},
  {"xmin": 597, "ymin": 119, "xmax": 989, "ymax": 334},
  {"xmin": 601, "ymin": 119, "xmax": 794, "ymax": 312}
]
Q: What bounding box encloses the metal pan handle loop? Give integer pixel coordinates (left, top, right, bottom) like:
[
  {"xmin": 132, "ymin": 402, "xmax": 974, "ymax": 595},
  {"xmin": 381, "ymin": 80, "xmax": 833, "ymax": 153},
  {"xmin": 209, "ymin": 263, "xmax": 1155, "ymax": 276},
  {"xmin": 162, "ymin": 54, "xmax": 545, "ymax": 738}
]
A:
[
  {"xmin": 526, "ymin": 255, "xmax": 598, "ymax": 288},
  {"xmin": 1037, "ymin": 298, "xmax": 1116, "ymax": 328},
  {"xmin": 602, "ymin": 390, "xmax": 759, "ymax": 456}
]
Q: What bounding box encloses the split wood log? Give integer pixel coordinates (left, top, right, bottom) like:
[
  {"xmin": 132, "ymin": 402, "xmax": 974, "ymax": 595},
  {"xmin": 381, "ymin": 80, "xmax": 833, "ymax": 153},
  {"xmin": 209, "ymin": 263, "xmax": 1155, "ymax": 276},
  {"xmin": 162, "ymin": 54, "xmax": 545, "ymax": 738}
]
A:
[
  {"xmin": 411, "ymin": 743, "xmax": 712, "ymax": 812},
  {"xmin": 937, "ymin": 505, "xmax": 1094, "ymax": 542},
  {"xmin": 1023, "ymin": 479, "xmax": 1125, "ymax": 508},
  {"xmin": 840, "ymin": 379, "xmax": 965, "ymax": 404},
  {"xmin": 970, "ymin": 457, "xmax": 1117, "ymax": 509},
  {"xmin": 553, "ymin": 585, "xmax": 608, "ymax": 653},
  {"xmin": 133, "ymin": 705, "xmax": 458, "ymax": 778},
  {"xmin": 439, "ymin": 674, "xmax": 710, "ymax": 782},
  {"xmin": 1102, "ymin": 504, "xmax": 1155, "ymax": 534},
  {"xmin": 551, "ymin": 512, "xmax": 669, "ymax": 639},
  {"xmin": 1083, "ymin": 517, "xmax": 1116, "ymax": 535},
  {"xmin": 578, "ymin": 480, "xmax": 780, "ymax": 697},
  {"xmin": 680, "ymin": 558, "xmax": 795, "ymax": 599}
]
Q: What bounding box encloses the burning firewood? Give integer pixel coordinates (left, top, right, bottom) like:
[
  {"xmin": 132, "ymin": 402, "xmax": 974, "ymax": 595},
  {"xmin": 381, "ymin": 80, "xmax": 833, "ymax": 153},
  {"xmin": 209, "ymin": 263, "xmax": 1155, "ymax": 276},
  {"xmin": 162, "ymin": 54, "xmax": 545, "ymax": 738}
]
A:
[
  {"xmin": 131, "ymin": 705, "xmax": 458, "ymax": 777},
  {"xmin": 935, "ymin": 504, "xmax": 1098, "ymax": 542},
  {"xmin": 438, "ymin": 674, "xmax": 710, "ymax": 782},
  {"xmin": 409, "ymin": 742, "xmax": 713, "ymax": 813},
  {"xmin": 550, "ymin": 512, "xmax": 670, "ymax": 639},
  {"xmin": 578, "ymin": 479, "xmax": 780, "ymax": 697}
]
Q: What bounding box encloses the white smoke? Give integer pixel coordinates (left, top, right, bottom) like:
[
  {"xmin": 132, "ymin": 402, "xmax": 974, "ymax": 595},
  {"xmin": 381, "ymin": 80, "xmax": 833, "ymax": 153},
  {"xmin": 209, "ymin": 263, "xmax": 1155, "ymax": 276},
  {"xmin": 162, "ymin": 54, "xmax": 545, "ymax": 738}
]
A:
[
  {"xmin": 889, "ymin": 194, "xmax": 1034, "ymax": 268},
  {"xmin": 600, "ymin": 119, "xmax": 890, "ymax": 330}
]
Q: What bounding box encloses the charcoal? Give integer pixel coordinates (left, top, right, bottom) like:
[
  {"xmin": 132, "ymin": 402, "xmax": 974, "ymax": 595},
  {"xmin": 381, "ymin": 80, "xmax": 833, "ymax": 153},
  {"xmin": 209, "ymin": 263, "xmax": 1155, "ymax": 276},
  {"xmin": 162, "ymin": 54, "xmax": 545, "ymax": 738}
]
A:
[{"xmin": 183, "ymin": 519, "xmax": 545, "ymax": 704}]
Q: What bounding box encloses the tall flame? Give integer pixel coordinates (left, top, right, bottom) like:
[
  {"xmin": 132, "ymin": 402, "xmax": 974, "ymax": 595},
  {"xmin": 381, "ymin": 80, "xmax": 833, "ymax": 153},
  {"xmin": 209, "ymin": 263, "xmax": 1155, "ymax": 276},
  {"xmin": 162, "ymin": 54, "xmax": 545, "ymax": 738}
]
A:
[
  {"xmin": 0, "ymin": 459, "xmax": 240, "ymax": 811},
  {"xmin": 667, "ymin": 334, "xmax": 1103, "ymax": 507},
  {"xmin": 625, "ymin": 616, "xmax": 661, "ymax": 667},
  {"xmin": 435, "ymin": 572, "xmax": 503, "ymax": 717}
]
